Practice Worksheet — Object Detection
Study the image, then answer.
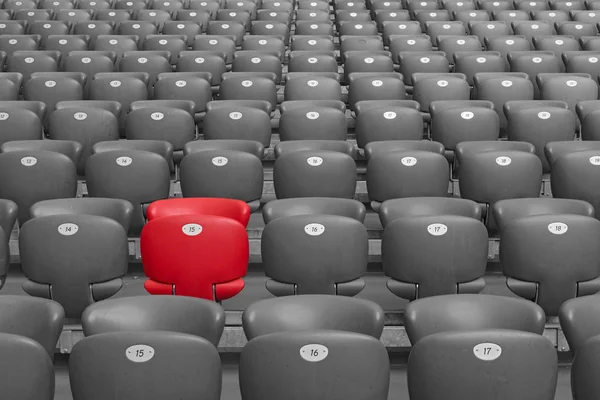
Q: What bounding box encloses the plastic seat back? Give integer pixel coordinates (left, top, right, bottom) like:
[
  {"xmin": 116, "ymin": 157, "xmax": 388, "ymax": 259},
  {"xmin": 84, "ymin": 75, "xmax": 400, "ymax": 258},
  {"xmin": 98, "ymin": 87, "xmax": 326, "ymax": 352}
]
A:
[
  {"xmin": 82, "ymin": 296, "xmax": 225, "ymax": 346},
  {"xmin": 70, "ymin": 331, "xmax": 222, "ymax": 400},
  {"xmin": 85, "ymin": 150, "xmax": 171, "ymax": 235},
  {"xmin": 20, "ymin": 214, "xmax": 128, "ymax": 318},
  {"xmin": 262, "ymin": 215, "xmax": 368, "ymax": 296},
  {"xmin": 239, "ymin": 330, "xmax": 390, "ymax": 400},
  {"xmin": 242, "ymin": 295, "xmax": 384, "ymax": 339},
  {"xmin": 0, "ymin": 150, "xmax": 77, "ymax": 224},
  {"xmin": 383, "ymin": 215, "xmax": 488, "ymax": 300},
  {"xmin": 408, "ymin": 330, "xmax": 558, "ymax": 400},
  {"xmin": 501, "ymin": 214, "xmax": 600, "ymax": 315},
  {"xmin": 0, "ymin": 333, "xmax": 54, "ymax": 400},
  {"xmin": 141, "ymin": 214, "xmax": 248, "ymax": 301}
]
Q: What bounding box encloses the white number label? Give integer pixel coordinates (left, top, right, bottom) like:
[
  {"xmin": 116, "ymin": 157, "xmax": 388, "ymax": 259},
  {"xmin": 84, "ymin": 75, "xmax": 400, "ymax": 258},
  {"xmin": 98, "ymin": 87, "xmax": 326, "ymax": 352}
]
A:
[
  {"xmin": 138, "ymin": 57, "xmax": 148, "ymax": 64},
  {"xmin": 307, "ymin": 156, "xmax": 323, "ymax": 166},
  {"xmin": 307, "ymin": 79, "xmax": 319, "ymax": 86},
  {"xmin": 126, "ymin": 345, "xmax": 155, "ymax": 363},
  {"xmin": 81, "ymin": 57, "xmax": 91, "ymax": 64},
  {"xmin": 0, "ymin": 113, "xmax": 9, "ymax": 120},
  {"xmin": 420, "ymin": 57, "xmax": 430, "ymax": 63},
  {"xmin": 372, "ymin": 80, "xmax": 383, "ymax": 87},
  {"xmin": 175, "ymin": 80, "xmax": 186, "ymax": 87},
  {"xmin": 116, "ymin": 156, "xmax": 132, "ymax": 166},
  {"xmin": 590, "ymin": 156, "xmax": 600, "ymax": 165},
  {"xmin": 229, "ymin": 111, "xmax": 243, "ymax": 120},
  {"xmin": 401, "ymin": 156, "xmax": 417, "ymax": 166},
  {"xmin": 45, "ymin": 80, "xmax": 56, "ymax": 88},
  {"xmin": 306, "ymin": 111, "xmax": 319, "ymax": 120},
  {"xmin": 151, "ymin": 112, "xmax": 164, "ymax": 121},
  {"xmin": 538, "ymin": 111, "xmax": 551, "ymax": 119},
  {"xmin": 495, "ymin": 156, "xmax": 511, "ymax": 166},
  {"xmin": 203, "ymin": 152, "xmax": 228, "ymax": 167},
  {"xmin": 182, "ymin": 223, "xmax": 202, "ymax": 236},
  {"xmin": 304, "ymin": 223, "xmax": 325, "ymax": 236},
  {"xmin": 21, "ymin": 156, "xmax": 37, "ymax": 166},
  {"xmin": 427, "ymin": 223, "xmax": 447, "ymax": 236},
  {"xmin": 566, "ymin": 80, "xmax": 577, "ymax": 87},
  {"xmin": 300, "ymin": 344, "xmax": 328, "ymax": 362},
  {"xmin": 74, "ymin": 112, "xmax": 87, "ymax": 121},
  {"xmin": 241, "ymin": 80, "xmax": 253, "ymax": 87},
  {"xmin": 383, "ymin": 111, "xmax": 396, "ymax": 119},
  {"xmin": 548, "ymin": 222, "xmax": 568, "ymax": 235},
  {"xmin": 437, "ymin": 80, "xmax": 449, "ymax": 87},
  {"xmin": 364, "ymin": 57, "xmax": 374, "ymax": 64},
  {"xmin": 461, "ymin": 111, "xmax": 474, "ymax": 119},
  {"xmin": 110, "ymin": 80, "xmax": 121, "ymax": 88},
  {"xmin": 501, "ymin": 80, "xmax": 513, "ymax": 87},
  {"xmin": 58, "ymin": 223, "xmax": 78, "ymax": 236},
  {"xmin": 473, "ymin": 343, "xmax": 502, "ymax": 361}
]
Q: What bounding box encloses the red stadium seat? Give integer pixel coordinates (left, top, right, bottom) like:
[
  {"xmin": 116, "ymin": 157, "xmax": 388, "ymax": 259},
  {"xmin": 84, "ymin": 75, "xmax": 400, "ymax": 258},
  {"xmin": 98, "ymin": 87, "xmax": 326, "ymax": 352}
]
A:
[
  {"xmin": 141, "ymin": 214, "xmax": 249, "ymax": 301},
  {"xmin": 146, "ymin": 198, "xmax": 251, "ymax": 227}
]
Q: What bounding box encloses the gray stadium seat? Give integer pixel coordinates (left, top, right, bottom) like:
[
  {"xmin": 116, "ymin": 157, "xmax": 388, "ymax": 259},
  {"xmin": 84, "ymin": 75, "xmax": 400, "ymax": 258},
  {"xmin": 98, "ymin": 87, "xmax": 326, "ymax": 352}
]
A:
[
  {"xmin": 383, "ymin": 215, "xmax": 488, "ymax": 300},
  {"xmin": 85, "ymin": 150, "xmax": 171, "ymax": 236},
  {"xmin": 570, "ymin": 333, "xmax": 600, "ymax": 400},
  {"xmin": 242, "ymin": 295, "xmax": 384, "ymax": 340},
  {"xmin": 505, "ymin": 101, "xmax": 576, "ymax": 173},
  {"xmin": 180, "ymin": 150, "xmax": 264, "ymax": 212},
  {"xmin": 279, "ymin": 106, "xmax": 348, "ymax": 141},
  {"xmin": 239, "ymin": 330, "xmax": 390, "ymax": 400},
  {"xmin": 126, "ymin": 106, "xmax": 195, "ymax": 164},
  {"xmin": 273, "ymin": 150, "xmax": 357, "ymax": 199},
  {"xmin": 202, "ymin": 106, "xmax": 272, "ymax": 147},
  {"xmin": 0, "ymin": 333, "xmax": 54, "ymax": 400},
  {"xmin": 262, "ymin": 198, "xmax": 367, "ymax": 223},
  {"xmin": 366, "ymin": 150, "xmax": 450, "ymax": 210},
  {"xmin": 20, "ymin": 214, "xmax": 128, "ymax": 318},
  {"xmin": 550, "ymin": 149, "xmax": 600, "ymax": 219},
  {"xmin": 0, "ymin": 140, "xmax": 82, "ymax": 169},
  {"xmin": 82, "ymin": 296, "xmax": 225, "ymax": 346},
  {"xmin": 0, "ymin": 295, "xmax": 63, "ymax": 359},
  {"xmin": 472, "ymin": 73, "xmax": 534, "ymax": 132},
  {"xmin": 559, "ymin": 295, "xmax": 600, "ymax": 355},
  {"xmin": 404, "ymin": 294, "xmax": 546, "ymax": 344},
  {"xmin": 183, "ymin": 139, "xmax": 265, "ymax": 160},
  {"xmin": 0, "ymin": 150, "xmax": 77, "ymax": 224},
  {"xmin": 500, "ymin": 214, "xmax": 600, "ymax": 315},
  {"xmin": 355, "ymin": 105, "xmax": 423, "ymax": 148},
  {"xmin": 0, "ymin": 107, "xmax": 42, "ymax": 146},
  {"xmin": 492, "ymin": 198, "xmax": 595, "ymax": 231},
  {"xmin": 455, "ymin": 141, "xmax": 542, "ymax": 226},
  {"xmin": 378, "ymin": 197, "xmax": 482, "ymax": 227},
  {"xmin": 92, "ymin": 139, "xmax": 175, "ymax": 172},
  {"xmin": 273, "ymin": 140, "xmax": 357, "ymax": 159},
  {"xmin": 30, "ymin": 198, "xmax": 134, "ymax": 233},
  {"xmin": 408, "ymin": 330, "xmax": 557, "ymax": 400},
  {"xmin": 48, "ymin": 107, "xmax": 119, "ymax": 175},
  {"xmin": 262, "ymin": 215, "xmax": 368, "ymax": 296},
  {"xmin": 363, "ymin": 139, "xmax": 445, "ymax": 161},
  {"xmin": 70, "ymin": 331, "xmax": 222, "ymax": 400},
  {"xmin": 430, "ymin": 100, "xmax": 499, "ymax": 161}
]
